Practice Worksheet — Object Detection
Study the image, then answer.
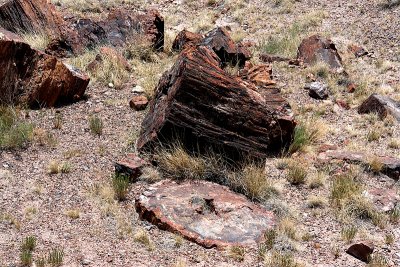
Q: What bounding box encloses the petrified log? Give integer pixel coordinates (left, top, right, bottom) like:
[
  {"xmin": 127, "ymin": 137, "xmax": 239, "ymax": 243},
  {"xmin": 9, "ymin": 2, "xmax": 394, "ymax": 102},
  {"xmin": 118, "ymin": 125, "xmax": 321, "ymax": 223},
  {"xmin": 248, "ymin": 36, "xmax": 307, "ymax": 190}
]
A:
[
  {"xmin": 346, "ymin": 242, "xmax": 374, "ymax": 263},
  {"xmin": 0, "ymin": 38, "xmax": 89, "ymax": 107},
  {"xmin": 135, "ymin": 180, "xmax": 275, "ymax": 248},
  {"xmin": 358, "ymin": 93, "xmax": 400, "ymax": 122},
  {"xmin": 172, "ymin": 29, "xmax": 203, "ymax": 52},
  {"xmin": 137, "ymin": 45, "xmax": 295, "ymax": 159},
  {"xmin": 297, "ymin": 35, "xmax": 343, "ymax": 69}
]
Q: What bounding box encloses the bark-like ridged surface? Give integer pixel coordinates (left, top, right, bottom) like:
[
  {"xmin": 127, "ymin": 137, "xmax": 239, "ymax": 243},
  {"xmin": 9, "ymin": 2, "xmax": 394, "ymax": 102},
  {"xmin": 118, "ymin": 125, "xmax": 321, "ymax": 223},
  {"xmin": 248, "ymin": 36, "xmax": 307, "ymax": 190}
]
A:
[
  {"xmin": 137, "ymin": 45, "xmax": 295, "ymax": 159},
  {"xmin": 0, "ymin": 39, "xmax": 89, "ymax": 107},
  {"xmin": 358, "ymin": 93, "xmax": 400, "ymax": 122}
]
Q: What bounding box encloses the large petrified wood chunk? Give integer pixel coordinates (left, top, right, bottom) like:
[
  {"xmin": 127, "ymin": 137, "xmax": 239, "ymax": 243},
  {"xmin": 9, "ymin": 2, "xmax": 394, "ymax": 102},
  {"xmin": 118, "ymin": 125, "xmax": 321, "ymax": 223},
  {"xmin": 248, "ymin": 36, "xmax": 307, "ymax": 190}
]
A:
[
  {"xmin": 135, "ymin": 180, "xmax": 276, "ymax": 248},
  {"xmin": 297, "ymin": 35, "xmax": 343, "ymax": 69},
  {"xmin": 137, "ymin": 45, "xmax": 295, "ymax": 159},
  {"xmin": 172, "ymin": 29, "xmax": 203, "ymax": 52},
  {"xmin": 0, "ymin": 38, "xmax": 89, "ymax": 107},
  {"xmin": 358, "ymin": 93, "xmax": 400, "ymax": 122}
]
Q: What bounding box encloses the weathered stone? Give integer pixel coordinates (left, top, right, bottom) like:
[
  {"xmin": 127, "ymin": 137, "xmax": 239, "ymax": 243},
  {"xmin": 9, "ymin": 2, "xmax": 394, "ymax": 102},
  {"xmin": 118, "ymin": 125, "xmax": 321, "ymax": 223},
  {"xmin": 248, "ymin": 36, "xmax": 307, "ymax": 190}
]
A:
[
  {"xmin": 318, "ymin": 150, "xmax": 400, "ymax": 180},
  {"xmin": 348, "ymin": 44, "xmax": 368, "ymax": 58},
  {"xmin": 0, "ymin": 38, "xmax": 89, "ymax": 107},
  {"xmin": 129, "ymin": 95, "xmax": 149, "ymax": 111},
  {"xmin": 297, "ymin": 35, "xmax": 343, "ymax": 69},
  {"xmin": 347, "ymin": 83, "xmax": 357, "ymax": 93},
  {"xmin": 135, "ymin": 180, "xmax": 276, "ymax": 248},
  {"xmin": 346, "ymin": 242, "xmax": 374, "ymax": 263},
  {"xmin": 0, "ymin": 0, "xmax": 81, "ymax": 56},
  {"xmin": 99, "ymin": 9, "xmax": 164, "ymax": 50},
  {"xmin": 0, "ymin": 26, "xmax": 21, "ymax": 41},
  {"xmin": 172, "ymin": 29, "xmax": 203, "ymax": 52},
  {"xmin": 136, "ymin": 45, "xmax": 295, "ymax": 159},
  {"xmin": 71, "ymin": 18, "xmax": 107, "ymax": 50},
  {"xmin": 305, "ymin": 82, "xmax": 329, "ymax": 100},
  {"xmin": 364, "ymin": 188, "xmax": 400, "ymax": 212},
  {"xmin": 358, "ymin": 93, "xmax": 400, "ymax": 122},
  {"xmin": 200, "ymin": 27, "xmax": 251, "ymax": 67},
  {"xmin": 336, "ymin": 99, "xmax": 351, "ymax": 110},
  {"xmin": 0, "ymin": 0, "xmax": 65, "ymax": 36},
  {"xmin": 115, "ymin": 154, "xmax": 147, "ymax": 181}
]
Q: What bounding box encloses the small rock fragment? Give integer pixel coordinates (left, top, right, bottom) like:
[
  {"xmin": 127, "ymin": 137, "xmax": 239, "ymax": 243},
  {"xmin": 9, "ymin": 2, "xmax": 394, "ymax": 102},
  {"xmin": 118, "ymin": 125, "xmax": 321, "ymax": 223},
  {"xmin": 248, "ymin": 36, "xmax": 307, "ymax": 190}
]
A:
[
  {"xmin": 305, "ymin": 82, "xmax": 329, "ymax": 100},
  {"xmin": 348, "ymin": 44, "xmax": 368, "ymax": 58},
  {"xmin": 346, "ymin": 242, "xmax": 374, "ymax": 263},
  {"xmin": 129, "ymin": 95, "xmax": 149, "ymax": 111},
  {"xmin": 115, "ymin": 154, "xmax": 147, "ymax": 181},
  {"xmin": 132, "ymin": 85, "xmax": 145, "ymax": 94}
]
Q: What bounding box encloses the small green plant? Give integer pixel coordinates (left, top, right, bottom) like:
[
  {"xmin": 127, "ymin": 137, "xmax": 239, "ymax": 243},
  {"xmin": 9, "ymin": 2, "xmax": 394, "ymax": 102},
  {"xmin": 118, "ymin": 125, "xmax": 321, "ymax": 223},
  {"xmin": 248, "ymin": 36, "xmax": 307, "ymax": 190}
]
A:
[
  {"xmin": 89, "ymin": 115, "xmax": 103, "ymax": 135},
  {"xmin": 288, "ymin": 119, "xmax": 322, "ymax": 154},
  {"xmin": 48, "ymin": 248, "xmax": 64, "ymax": 267},
  {"xmin": 0, "ymin": 106, "xmax": 33, "ymax": 149},
  {"xmin": 286, "ymin": 163, "xmax": 307, "ymax": 185},
  {"xmin": 264, "ymin": 229, "xmax": 278, "ymax": 250},
  {"xmin": 368, "ymin": 253, "xmax": 389, "ymax": 267},
  {"xmin": 265, "ymin": 251, "xmax": 301, "ymax": 267},
  {"xmin": 21, "ymin": 236, "xmax": 36, "ymax": 252},
  {"xmin": 134, "ymin": 229, "xmax": 154, "ymax": 251},
  {"xmin": 384, "ymin": 233, "xmax": 395, "ymax": 245},
  {"xmin": 20, "ymin": 250, "xmax": 33, "ymax": 266},
  {"xmin": 389, "ymin": 207, "xmax": 400, "ymax": 223},
  {"xmin": 112, "ymin": 174, "xmax": 130, "ymax": 201},
  {"xmin": 53, "ymin": 114, "xmax": 63, "ymax": 129},
  {"xmin": 36, "ymin": 256, "xmax": 46, "ymax": 267},
  {"xmin": 228, "ymin": 246, "xmax": 245, "ymax": 262},
  {"xmin": 341, "ymin": 225, "xmax": 357, "ymax": 243},
  {"xmin": 59, "ymin": 162, "xmax": 71, "ymax": 173}
]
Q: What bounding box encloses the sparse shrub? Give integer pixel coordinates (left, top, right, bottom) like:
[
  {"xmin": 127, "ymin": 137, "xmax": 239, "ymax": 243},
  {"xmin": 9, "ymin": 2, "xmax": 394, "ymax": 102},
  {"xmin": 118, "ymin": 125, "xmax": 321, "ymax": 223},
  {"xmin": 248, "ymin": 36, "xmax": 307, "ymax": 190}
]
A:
[
  {"xmin": 279, "ymin": 218, "xmax": 297, "ymax": 240},
  {"xmin": 276, "ymin": 158, "xmax": 289, "ymax": 170},
  {"xmin": 330, "ymin": 171, "xmax": 361, "ymax": 205},
  {"xmin": 59, "ymin": 162, "xmax": 71, "ymax": 174},
  {"xmin": 20, "ymin": 250, "xmax": 33, "ymax": 266},
  {"xmin": 288, "ymin": 118, "xmax": 323, "ymax": 154},
  {"xmin": 308, "ymin": 172, "xmax": 326, "ymax": 189},
  {"xmin": 368, "ymin": 253, "xmax": 389, "ymax": 267},
  {"xmin": 174, "ymin": 235, "xmax": 184, "ymax": 248},
  {"xmin": 228, "ymin": 163, "xmax": 279, "ymax": 201},
  {"xmin": 384, "ymin": 233, "xmax": 395, "ymax": 245},
  {"xmin": 33, "ymin": 128, "xmax": 57, "ymax": 147},
  {"xmin": 286, "ymin": 163, "xmax": 307, "ymax": 185},
  {"xmin": 21, "ymin": 236, "xmax": 36, "ymax": 252},
  {"xmin": 112, "ymin": 174, "xmax": 130, "ymax": 201},
  {"xmin": 389, "ymin": 206, "xmax": 400, "ymax": 223},
  {"xmin": 65, "ymin": 209, "xmax": 80, "ymax": 219},
  {"xmin": 48, "ymin": 248, "xmax": 64, "ymax": 267},
  {"xmin": 341, "ymin": 225, "xmax": 357, "ymax": 243},
  {"xmin": 307, "ymin": 196, "xmax": 326, "ymax": 208},
  {"xmin": 367, "ymin": 129, "xmax": 381, "ymax": 142},
  {"xmin": 36, "ymin": 256, "xmax": 46, "ymax": 267},
  {"xmin": 344, "ymin": 196, "xmax": 386, "ymax": 228},
  {"xmin": 89, "ymin": 115, "xmax": 103, "ymax": 135},
  {"xmin": 53, "ymin": 114, "xmax": 63, "ymax": 129},
  {"xmin": 265, "ymin": 251, "xmax": 301, "ymax": 267},
  {"xmin": 48, "ymin": 161, "xmax": 60, "ymax": 174},
  {"xmin": 0, "ymin": 106, "xmax": 33, "ymax": 149},
  {"xmin": 228, "ymin": 246, "xmax": 245, "ymax": 262},
  {"xmin": 368, "ymin": 157, "xmax": 384, "ymax": 173},
  {"xmin": 134, "ymin": 229, "xmax": 154, "ymax": 251},
  {"xmin": 124, "ymin": 34, "xmax": 155, "ymax": 62},
  {"xmin": 156, "ymin": 145, "xmax": 207, "ymax": 181},
  {"xmin": 264, "ymin": 229, "xmax": 278, "ymax": 250},
  {"xmin": 22, "ymin": 31, "xmax": 51, "ymax": 50}
]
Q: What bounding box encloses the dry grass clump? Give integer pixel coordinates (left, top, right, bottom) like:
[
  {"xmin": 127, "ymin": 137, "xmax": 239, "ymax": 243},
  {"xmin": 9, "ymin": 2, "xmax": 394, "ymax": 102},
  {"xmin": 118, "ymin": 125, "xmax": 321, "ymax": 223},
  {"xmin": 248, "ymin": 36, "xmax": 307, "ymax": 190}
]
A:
[
  {"xmin": 228, "ymin": 246, "xmax": 245, "ymax": 262},
  {"xmin": 278, "ymin": 217, "xmax": 297, "ymax": 240},
  {"xmin": 22, "ymin": 31, "xmax": 51, "ymax": 50},
  {"xmin": 264, "ymin": 251, "xmax": 303, "ymax": 267},
  {"xmin": 286, "ymin": 162, "xmax": 307, "ymax": 185},
  {"xmin": 287, "ymin": 117, "xmax": 326, "ymax": 154},
  {"xmin": 367, "ymin": 253, "xmax": 389, "ymax": 267},
  {"xmin": 308, "ymin": 171, "xmax": 326, "ymax": 189},
  {"xmin": 65, "ymin": 209, "xmax": 80, "ymax": 219},
  {"xmin": 156, "ymin": 144, "xmax": 279, "ymax": 201},
  {"xmin": 307, "ymin": 196, "xmax": 326, "ymax": 209},
  {"xmin": 0, "ymin": 106, "xmax": 33, "ymax": 149},
  {"xmin": 88, "ymin": 115, "xmax": 103, "ymax": 135},
  {"xmin": 47, "ymin": 161, "xmax": 71, "ymax": 174},
  {"xmin": 134, "ymin": 229, "xmax": 154, "ymax": 251},
  {"xmin": 112, "ymin": 174, "xmax": 130, "ymax": 201},
  {"xmin": 340, "ymin": 225, "xmax": 357, "ymax": 243}
]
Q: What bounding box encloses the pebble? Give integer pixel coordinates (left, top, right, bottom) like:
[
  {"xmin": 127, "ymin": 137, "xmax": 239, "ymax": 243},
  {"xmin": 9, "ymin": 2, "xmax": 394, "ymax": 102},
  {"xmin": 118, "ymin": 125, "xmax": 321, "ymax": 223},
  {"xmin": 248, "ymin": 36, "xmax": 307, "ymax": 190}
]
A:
[
  {"xmin": 108, "ymin": 83, "xmax": 114, "ymax": 88},
  {"xmin": 132, "ymin": 85, "xmax": 145, "ymax": 94}
]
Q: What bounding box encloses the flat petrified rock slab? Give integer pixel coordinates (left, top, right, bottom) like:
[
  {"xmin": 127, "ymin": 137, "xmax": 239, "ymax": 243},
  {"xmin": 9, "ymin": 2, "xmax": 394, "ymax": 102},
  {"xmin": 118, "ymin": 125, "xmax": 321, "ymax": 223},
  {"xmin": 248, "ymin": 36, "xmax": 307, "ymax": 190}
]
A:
[
  {"xmin": 135, "ymin": 180, "xmax": 275, "ymax": 248},
  {"xmin": 318, "ymin": 150, "xmax": 400, "ymax": 180}
]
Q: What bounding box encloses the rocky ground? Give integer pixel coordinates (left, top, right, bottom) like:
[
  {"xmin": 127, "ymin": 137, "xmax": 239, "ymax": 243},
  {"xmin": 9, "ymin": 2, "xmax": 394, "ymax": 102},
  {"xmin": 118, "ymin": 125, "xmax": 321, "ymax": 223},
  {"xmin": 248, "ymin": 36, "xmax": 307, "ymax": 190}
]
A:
[{"xmin": 1, "ymin": 0, "xmax": 400, "ymax": 267}]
